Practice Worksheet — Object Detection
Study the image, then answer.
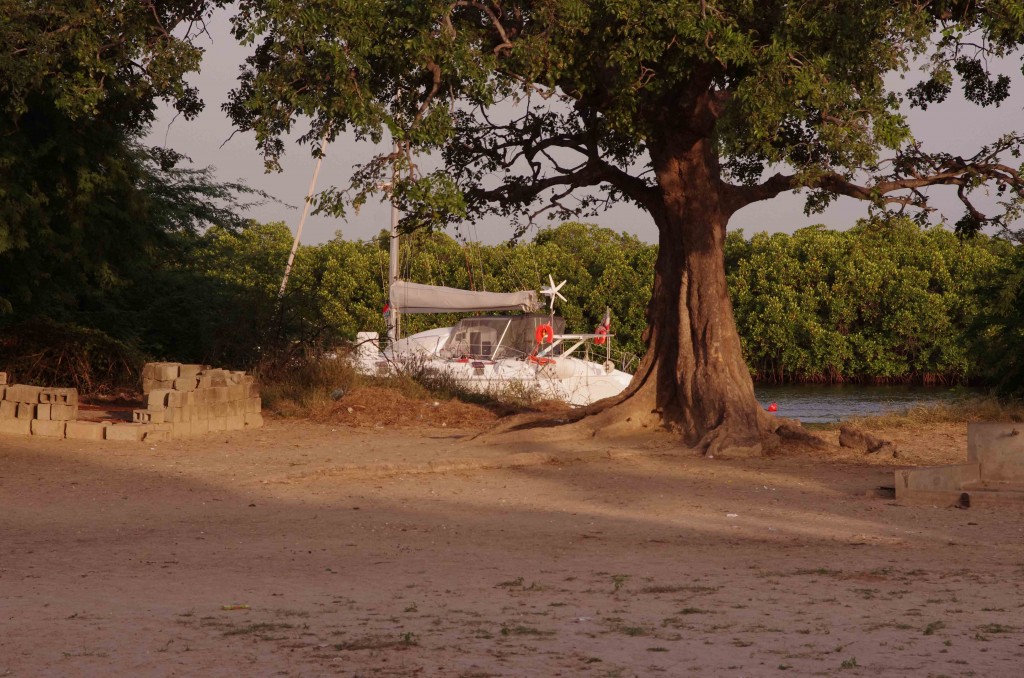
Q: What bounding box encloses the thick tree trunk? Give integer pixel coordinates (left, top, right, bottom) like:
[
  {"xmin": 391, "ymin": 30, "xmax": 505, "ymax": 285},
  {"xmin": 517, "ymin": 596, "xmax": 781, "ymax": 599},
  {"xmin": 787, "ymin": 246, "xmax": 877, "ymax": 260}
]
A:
[{"xmin": 571, "ymin": 131, "xmax": 772, "ymax": 456}]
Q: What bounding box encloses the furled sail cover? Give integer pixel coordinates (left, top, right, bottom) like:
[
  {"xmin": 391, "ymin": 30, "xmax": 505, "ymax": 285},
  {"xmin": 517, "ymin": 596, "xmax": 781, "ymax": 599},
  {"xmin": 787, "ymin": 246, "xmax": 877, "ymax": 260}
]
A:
[{"xmin": 391, "ymin": 281, "xmax": 538, "ymax": 314}]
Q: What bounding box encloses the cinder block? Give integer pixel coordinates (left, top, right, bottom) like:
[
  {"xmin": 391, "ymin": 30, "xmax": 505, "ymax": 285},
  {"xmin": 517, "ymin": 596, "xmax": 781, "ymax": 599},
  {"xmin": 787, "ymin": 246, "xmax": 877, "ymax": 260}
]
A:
[
  {"xmin": 245, "ymin": 397, "xmax": 262, "ymax": 414},
  {"xmin": 142, "ymin": 377, "xmax": 158, "ymax": 395},
  {"xmin": 147, "ymin": 389, "xmax": 171, "ymax": 410},
  {"xmin": 200, "ymin": 370, "xmax": 230, "ymax": 388},
  {"xmin": 0, "ymin": 400, "xmax": 16, "ymax": 419},
  {"xmin": 35, "ymin": 403, "xmax": 52, "ymax": 420},
  {"xmin": 16, "ymin": 403, "xmax": 35, "ymax": 419},
  {"xmin": 225, "ymin": 414, "xmax": 246, "ymax": 431},
  {"xmin": 6, "ymin": 385, "xmax": 42, "ymax": 404},
  {"xmin": 104, "ymin": 423, "xmax": 149, "ymax": 442},
  {"xmin": 65, "ymin": 421, "xmax": 107, "ymax": 440},
  {"xmin": 211, "ymin": 401, "xmax": 228, "ymax": 418},
  {"xmin": 39, "ymin": 388, "xmax": 77, "ymax": 405},
  {"xmin": 172, "ymin": 377, "xmax": 198, "ymax": 392},
  {"xmin": 247, "ymin": 383, "xmax": 260, "ymax": 398},
  {"xmin": 0, "ymin": 385, "xmax": 5, "ymax": 400},
  {"xmin": 244, "ymin": 412, "xmax": 264, "ymax": 428},
  {"xmin": 49, "ymin": 403, "xmax": 77, "ymax": 421},
  {"xmin": 170, "ymin": 421, "xmax": 193, "ymax": 438},
  {"xmin": 0, "ymin": 419, "xmax": 31, "ymax": 435},
  {"xmin": 153, "ymin": 363, "xmax": 181, "ymax": 381},
  {"xmin": 31, "ymin": 419, "xmax": 66, "ymax": 438},
  {"xmin": 178, "ymin": 364, "xmax": 203, "ymax": 380},
  {"xmin": 133, "ymin": 409, "xmax": 165, "ymax": 424},
  {"xmin": 0, "ymin": 371, "xmax": 7, "ymax": 385},
  {"xmin": 209, "ymin": 416, "xmax": 227, "ymax": 432},
  {"xmin": 167, "ymin": 390, "xmax": 195, "ymax": 408},
  {"xmin": 165, "ymin": 406, "xmax": 189, "ymax": 423},
  {"xmin": 191, "ymin": 418, "xmax": 210, "ymax": 435}
]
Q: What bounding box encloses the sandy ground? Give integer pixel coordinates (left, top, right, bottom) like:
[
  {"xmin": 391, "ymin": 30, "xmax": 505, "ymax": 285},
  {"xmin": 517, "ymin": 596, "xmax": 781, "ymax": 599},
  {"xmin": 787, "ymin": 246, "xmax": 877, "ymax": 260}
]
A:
[{"xmin": 1, "ymin": 417, "xmax": 1022, "ymax": 677}]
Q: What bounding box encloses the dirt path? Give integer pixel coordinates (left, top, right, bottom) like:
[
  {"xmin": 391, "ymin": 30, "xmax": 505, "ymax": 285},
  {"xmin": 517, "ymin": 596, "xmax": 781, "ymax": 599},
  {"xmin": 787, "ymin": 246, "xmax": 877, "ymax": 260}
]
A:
[{"xmin": 1, "ymin": 419, "xmax": 1022, "ymax": 677}]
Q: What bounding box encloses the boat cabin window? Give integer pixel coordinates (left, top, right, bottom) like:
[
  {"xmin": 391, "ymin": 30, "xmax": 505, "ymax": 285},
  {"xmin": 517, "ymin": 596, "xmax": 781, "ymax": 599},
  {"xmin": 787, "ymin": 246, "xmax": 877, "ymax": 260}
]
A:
[{"xmin": 440, "ymin": 315, "xmax": 566, "ymax": 360}]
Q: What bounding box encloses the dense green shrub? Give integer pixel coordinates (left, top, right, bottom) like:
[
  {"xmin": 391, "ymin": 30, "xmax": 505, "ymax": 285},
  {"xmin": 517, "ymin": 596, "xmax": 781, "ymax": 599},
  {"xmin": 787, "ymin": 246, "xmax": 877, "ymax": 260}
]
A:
[
  {"xmin": 970, "ymin": 243, "xmax": 1024, "ymax": 396},
  {"xmin": 728, "ymin": 218, "xmax": 1008, "ymax": 384}
]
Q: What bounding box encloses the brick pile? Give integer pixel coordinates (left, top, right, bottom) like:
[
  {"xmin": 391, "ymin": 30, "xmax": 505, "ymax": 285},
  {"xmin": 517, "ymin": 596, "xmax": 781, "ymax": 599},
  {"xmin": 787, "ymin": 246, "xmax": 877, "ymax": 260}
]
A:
[
  {"xmin": 0, "ymin": 364, "xmax": 262, "ymax": 443},
  {"xmin": 0, "ymin": 372, "xmax": 79, "ymax": 438},
  {"xmin": 134, "ymin": 362, "xmax": 263, "ymax": 440}
]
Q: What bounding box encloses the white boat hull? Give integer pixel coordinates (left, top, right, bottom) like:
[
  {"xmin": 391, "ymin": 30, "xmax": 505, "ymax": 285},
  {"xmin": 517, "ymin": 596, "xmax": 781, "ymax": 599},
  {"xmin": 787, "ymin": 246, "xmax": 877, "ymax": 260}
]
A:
[{"xmin": 353, "ymin": 329, "xmax": 632, "ymax": 407}]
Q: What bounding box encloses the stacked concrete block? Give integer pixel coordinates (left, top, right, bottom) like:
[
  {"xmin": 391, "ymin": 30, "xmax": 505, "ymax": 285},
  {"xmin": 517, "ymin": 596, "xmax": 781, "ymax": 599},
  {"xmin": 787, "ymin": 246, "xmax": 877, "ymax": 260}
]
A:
[
  {"xmin": 0, "ymin": 363, "xmax": 261, "ymax": 442},
  {"xmin": 133, "ymin": 363, "xmax": 262, "ymax": 438},
  {"xmin": 896, "ymin": 422, "xmax": 1024, "ymax": 507},
  {"xmin": 0, "ymin": 380, "xmax": 78, "ymax": 437}
]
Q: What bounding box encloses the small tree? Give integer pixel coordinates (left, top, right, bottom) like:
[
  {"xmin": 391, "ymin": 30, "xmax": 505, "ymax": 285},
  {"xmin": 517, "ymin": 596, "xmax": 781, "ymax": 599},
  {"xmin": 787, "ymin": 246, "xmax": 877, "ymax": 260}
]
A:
[{"xmin": 228, "ymin": 0, "xmax": 1024, "ymax": 455}]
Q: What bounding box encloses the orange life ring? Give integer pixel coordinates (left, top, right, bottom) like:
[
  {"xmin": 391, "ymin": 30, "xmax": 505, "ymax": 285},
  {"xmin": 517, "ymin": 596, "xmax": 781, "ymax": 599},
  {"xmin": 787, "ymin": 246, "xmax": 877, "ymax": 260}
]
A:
[
  {"xmin": 528, "ymin": 354, "xmax": 555, "ymax": 366},
  {"xmin": 594, "ymin": 325, "xmax": 608, "ymax": 345},
  {"xmin": 535, "ymin": 323, "xmax": 554, "ymax": 345}
]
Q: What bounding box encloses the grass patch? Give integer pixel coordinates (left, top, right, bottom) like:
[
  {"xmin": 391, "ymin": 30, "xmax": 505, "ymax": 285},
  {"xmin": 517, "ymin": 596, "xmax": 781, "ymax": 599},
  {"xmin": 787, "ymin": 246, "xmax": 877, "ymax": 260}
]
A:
[
  {"xmin": 222, "ymin": 622, "xmax": 293, "ymax": 637},
  {"xmin": 793, "ymin": 568, "xmax": 843, "ymax": 578},
  {"xmin": 500, "ymin": 624, "xmax": 555, "ymax": 637},
  {"xmin": 977, "ymin": 623, "xmax": 1015, "ymax": 634},
  {"xmin": 256, "ymin": 351, "xmax": 360, "ymax": 416},
  {"xmin": 333, "ymin": 633, "xmax": 419, "ymax": 651},
  {"xmin": 494, "ymin": 577, "xmax": 524, "ymax": 589},
  {"xmin": 616, "ymin": 625, "xmax": 649, "ymax": 637},
  {"xmin": 923, "ymin": 621, "xmax": 946, "ymax": 635},
  {"xmin": 257, "ymin": 352, "xmax": 567, "ymax": 424},
  {"xmin": 834, "ymin": 395, "xmax": 1024, "ymax": 428},
  {"xmin": 639, "ymin": 584, "xmax": 721, "ymax": 595}
]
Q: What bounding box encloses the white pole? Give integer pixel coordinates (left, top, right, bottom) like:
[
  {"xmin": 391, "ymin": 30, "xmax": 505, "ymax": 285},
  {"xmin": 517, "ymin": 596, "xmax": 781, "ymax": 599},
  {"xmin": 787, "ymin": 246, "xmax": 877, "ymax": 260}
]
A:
[
  {"xmin": 279, "ymin": 131, "xmax": 329, "ymax": 299},
  {"xmin": 387, "ymin": 142, "xmax": 401, "ymax": 343}
]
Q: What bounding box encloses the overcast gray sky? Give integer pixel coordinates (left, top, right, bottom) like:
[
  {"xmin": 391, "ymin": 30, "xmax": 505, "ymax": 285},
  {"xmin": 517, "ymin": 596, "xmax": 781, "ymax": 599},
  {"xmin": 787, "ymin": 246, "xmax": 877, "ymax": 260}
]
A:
[{"xmin": 149, "ymin": 10, "xmax": 1024, "ymax": 246}]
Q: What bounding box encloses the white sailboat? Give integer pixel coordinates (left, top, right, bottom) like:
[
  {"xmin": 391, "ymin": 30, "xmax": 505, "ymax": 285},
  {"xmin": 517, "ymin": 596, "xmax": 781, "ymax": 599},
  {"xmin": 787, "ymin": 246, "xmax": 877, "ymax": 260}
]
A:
[
  {"xmin": 352, "ymin": 205, "xmax": 634, "ymax": 406},
  {"xmin": 353, "ymin": 274, "xmax": 633, "ymax": 406},
  {"xmin": 278, "ymin": 139, "xmax": 632, "ymax": 406}
]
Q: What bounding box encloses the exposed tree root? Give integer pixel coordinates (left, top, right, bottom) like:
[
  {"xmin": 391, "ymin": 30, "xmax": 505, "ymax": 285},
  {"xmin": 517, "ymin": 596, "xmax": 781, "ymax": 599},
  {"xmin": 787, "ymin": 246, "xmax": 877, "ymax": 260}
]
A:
[{"xmin": 477, "ymin": 394, "xmax": 826, "ymax": 458}]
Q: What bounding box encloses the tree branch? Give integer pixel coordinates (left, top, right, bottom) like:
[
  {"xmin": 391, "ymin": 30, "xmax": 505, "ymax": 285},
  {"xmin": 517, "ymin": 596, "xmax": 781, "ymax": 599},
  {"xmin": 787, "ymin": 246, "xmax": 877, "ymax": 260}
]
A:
[{"xmin": 724, "ymin": 135, "xmax": 1024, "ymax": 231}]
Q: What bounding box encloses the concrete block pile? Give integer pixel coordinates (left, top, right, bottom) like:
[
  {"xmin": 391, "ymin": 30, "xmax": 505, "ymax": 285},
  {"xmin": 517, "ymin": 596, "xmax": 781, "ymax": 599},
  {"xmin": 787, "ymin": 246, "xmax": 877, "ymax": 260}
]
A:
[
  {"xmin": 134, "ymin": 362, "xmax": 262, "ymax": 440},
  {"xmin": 0, "ymin": 364, "xmax": 262, "ymax": 443},
  {"xmin": 0, "ymin": 372, "xmax": 79, "ymax": 438}
]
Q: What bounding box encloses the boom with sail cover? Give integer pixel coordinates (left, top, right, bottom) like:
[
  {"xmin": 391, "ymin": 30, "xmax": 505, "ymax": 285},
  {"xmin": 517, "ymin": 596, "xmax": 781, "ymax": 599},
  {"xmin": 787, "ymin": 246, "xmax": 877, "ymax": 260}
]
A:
[{"xmin": 390, "ymin": 281, "xmax": 539, "ymax": 314}]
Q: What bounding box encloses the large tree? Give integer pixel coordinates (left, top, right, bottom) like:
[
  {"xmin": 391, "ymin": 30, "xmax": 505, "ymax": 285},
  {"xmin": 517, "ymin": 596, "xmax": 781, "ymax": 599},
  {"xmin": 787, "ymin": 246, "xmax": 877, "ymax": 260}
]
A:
[{"xmin": 227, "ymin": 0, "xmax": 1024, "ymax": 455}]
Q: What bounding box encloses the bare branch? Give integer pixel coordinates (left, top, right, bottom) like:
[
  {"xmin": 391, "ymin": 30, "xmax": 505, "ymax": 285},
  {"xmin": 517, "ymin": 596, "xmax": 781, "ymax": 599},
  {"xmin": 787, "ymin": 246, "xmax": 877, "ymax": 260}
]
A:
[{"xmin": 725, "ymin": 135, "xmax": 1024, "ymax": 230}]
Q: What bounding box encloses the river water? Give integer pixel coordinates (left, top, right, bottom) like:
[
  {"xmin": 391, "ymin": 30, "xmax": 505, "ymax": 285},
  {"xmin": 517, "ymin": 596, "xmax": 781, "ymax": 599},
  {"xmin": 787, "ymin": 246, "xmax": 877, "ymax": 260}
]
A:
[{"xmin": 752, "ymin": 384, "xmax": 975, "ymax": 424}]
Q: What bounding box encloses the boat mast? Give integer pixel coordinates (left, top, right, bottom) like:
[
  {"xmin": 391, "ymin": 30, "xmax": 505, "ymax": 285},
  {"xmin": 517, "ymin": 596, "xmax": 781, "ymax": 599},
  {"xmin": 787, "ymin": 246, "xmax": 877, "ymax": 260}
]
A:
[
  {"xmin": 387, "ymin": 141, "xmax": 401, "ymax": 343},
  {"xmin": 279, "ymin": 129, "xmax": 329, "ymax": 300}
]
